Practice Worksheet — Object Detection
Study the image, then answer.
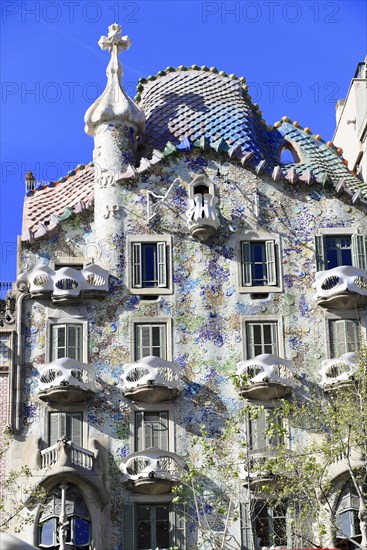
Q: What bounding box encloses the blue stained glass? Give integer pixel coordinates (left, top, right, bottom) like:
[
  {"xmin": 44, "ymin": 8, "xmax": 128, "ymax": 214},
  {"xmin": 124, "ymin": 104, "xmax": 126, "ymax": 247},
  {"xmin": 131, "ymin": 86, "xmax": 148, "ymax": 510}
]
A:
[
  {"xmin": 40, "ymin": 518, "xmax": 55, "ymax": 545},
  {"xmin": 74, "ymin": 517, "xmax": 91, "ymax": 545}
]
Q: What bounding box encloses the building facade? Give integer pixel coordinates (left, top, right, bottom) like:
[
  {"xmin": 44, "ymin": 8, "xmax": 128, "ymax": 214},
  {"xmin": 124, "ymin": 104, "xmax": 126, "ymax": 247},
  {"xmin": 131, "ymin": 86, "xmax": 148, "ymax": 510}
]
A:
[{"xmin": 1, "ymin": 24, "xmax": 366, "ymax": 550}]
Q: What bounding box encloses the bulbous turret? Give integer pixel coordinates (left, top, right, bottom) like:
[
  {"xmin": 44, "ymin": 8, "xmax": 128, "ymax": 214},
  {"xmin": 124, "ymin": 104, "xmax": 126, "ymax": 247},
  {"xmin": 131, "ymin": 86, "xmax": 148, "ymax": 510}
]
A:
[{"xmin": 84, "ymin": 23, "xmax": 145, "ymax": 137}]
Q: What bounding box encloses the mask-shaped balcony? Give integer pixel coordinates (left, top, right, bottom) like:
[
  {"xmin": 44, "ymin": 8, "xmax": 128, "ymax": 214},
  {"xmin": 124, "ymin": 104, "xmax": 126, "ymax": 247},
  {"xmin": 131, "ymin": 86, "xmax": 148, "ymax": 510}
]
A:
[
  {"xmin": 121, "ymin": 356, "xmax": 183, "ymax": 403},
  {"xmin": 313, "ymin": 266, "xmax": 367, "ymax": 309},
  {"xmin": 38, "ymin": 358, "xmax": 96, "ymax": 404},
  {"xmin": 40, "ymin": 436, "xmax": 94, "ymax": 471},
  {"xmin": 120, "ymin": 449, "xmax": 184, "ymax": 494},
  {"xmin": 320, "ymin": 352, "xmax": 357, "ymax": 393},
  {"xmin": 186, "ymin": 193, "xmax": 220, "ymax": 241},
  {"xmin": 236, "ymin": 354, "xmax": 295, "ymax": 400},
  {"xmin": 17, "ymin": 264, "xmax": 110, "ymax": 303}
]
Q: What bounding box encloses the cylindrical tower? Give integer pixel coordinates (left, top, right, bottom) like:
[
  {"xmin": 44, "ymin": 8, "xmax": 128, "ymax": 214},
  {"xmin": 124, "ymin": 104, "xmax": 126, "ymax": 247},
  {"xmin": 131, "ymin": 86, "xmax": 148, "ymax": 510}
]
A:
[{"xmin": 84, "ymin": 23, "xmax": 145, "ymax": 273}]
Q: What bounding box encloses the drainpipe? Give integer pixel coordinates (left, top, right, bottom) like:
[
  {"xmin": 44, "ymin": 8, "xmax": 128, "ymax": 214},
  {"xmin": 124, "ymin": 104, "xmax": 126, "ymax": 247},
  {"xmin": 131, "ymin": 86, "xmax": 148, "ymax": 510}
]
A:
[{"xmin": 14, "ymin": 290, "xmax": 30, "ymax": 433}]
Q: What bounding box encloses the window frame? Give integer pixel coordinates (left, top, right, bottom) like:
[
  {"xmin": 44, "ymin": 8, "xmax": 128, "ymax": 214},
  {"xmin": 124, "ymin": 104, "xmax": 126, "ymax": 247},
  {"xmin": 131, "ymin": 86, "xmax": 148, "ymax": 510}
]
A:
[
  {"xmin": 38, "ymin": 486, "xmax": 92, "ymax": 549},
  {"xmin": 46, "ymin": 314, "xmax": 88, "ymax": 363},
  {"xmin": 247, "ymin": 406, "xmax": 286, "ymax": 453},
  {"xmin": 123, "ymin": 502, "xmax": 186, "ymax": 549},
  {"xmin": 48, "ymin": 410, "xmax": 84, "ymax": 447},
  {"xmin": 237, "ymin": 231, "xmax": 282, "ymax": 294},
  {"xmin": 130, "ymin": 403, "xmax": 175, "ymax": 454},
  {"xmin": 325, "ymin": 311, "xmax": 364, "ymax": 359},
  {"xmin": 241, "ymin": 501, "xmax": 288, "ymax": 550},
  {"xmin": 135, "ymin": 410, "xmax": 169, "ymax": 452},
  {"xmin": 242, "ymin": 316, "xmax": 284, "ymax": 360},
  {"xmin": 315, "ymin": 228, "xmax": 367, "ymax": 271},
  {"xmin": 131, "ymin": 317, "xmax": 172, "ymax": 362},
  {"xmin": 127, "ymin": 235, "xmax": 173, "ymax": 296}
]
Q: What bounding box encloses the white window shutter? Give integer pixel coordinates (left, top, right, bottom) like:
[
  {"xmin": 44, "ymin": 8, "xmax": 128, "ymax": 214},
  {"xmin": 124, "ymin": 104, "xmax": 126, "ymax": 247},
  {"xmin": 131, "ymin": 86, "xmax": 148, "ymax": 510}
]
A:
[
  {"xmin": 315, "ymin": 235, "xmax": 326, "ymax": 271},
  {"xmin": 351, "ymin": 234, "xmax": 367, "ymax": 269},
  {"xmin": 49, "ymin": 413, "xmax": 61, "ymax": 445},
  {"xmin": 265, "ymin": 240, "xmax": 276, "ymax": 285},
  {"xmin": 331, "ymin": 320, "xmax": 348, "ymax": 356},
  {"xmin": 270, "ymin": 323, "xmax": 278, "ymax": 355},
  {"xmin": 52, "ymin": 325, "xmax": 66, "ymax": 360},
  {"xmin": 345, "ymin": 320, "xmax": 359, "ymax": 353},
  {"xmin": 136, "ymin": 325, "xmax": 151, "ymax": 359},
  {"xmin": 247, "ymin": 323, "xmax": 255, "ymax": 359},
  {"xmin": 160, "ymin": 412, "xmax": 169, "ymax": 451},
  {"xmin": 159, "ymin": 324, "xmax": 166, "ymax": 359},
  {"xmin": 135, "ymin": 412, "xmax": 144, "ymax": 452},
  {"xmin": 255, "ymin": 409, "xmax": 267, "ymax": 450},
  {"xmin": 157, "ymin": 242, "xmax": 167, "ymax": 287},
  {"xmin": 71, "ymin": 413, "xmax": 83, "ymax": 447},
  {"xmin": 242, "ymin": 242, "xmax": 252, "ymax": 286},
  {"xmin": 132, "ymin": 243, "xmax": 142, "ymax": 288}
]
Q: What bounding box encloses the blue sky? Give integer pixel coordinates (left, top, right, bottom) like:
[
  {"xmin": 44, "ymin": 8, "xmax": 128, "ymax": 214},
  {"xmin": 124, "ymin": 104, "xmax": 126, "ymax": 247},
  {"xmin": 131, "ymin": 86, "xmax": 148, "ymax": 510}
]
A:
[{"xmin": 1, "ymin": 0, "xmax": 366, "ymax": 281}]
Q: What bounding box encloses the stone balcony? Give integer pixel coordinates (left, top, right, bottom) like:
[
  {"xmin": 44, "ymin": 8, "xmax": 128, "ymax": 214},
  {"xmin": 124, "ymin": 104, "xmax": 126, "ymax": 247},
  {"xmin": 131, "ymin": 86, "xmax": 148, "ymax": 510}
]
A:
[
  {"xmin": 38, "ymin": 358, "xmax": 96, "ymax": 404},
  {"xmin": 236, "ymin": 354, "xmax": 295, "ymax": 400},
  {"xmin": 120, "ymin": 448, "xmax": 184, "ymax": 494},
  {"xmin": 121, "ymin": 356, "xmax": 183, "ymax": 403},
  {"xmin": 320, "ymin": 352, "xmax": 357, "ymax": 392},
  {"xmin": 40, "ymin": 437, "xmax": 94, "ymax": 471},
  {"xmin": 17, "ymin": 264, "xmax": 110, "ymax": 303},
  {"xmin": 185, "ymin": 193, "xmax": 220, "ymax": 241},
  {"xmin": 313, "ymin": 266, "xmax": 367, "ymax": 309}
]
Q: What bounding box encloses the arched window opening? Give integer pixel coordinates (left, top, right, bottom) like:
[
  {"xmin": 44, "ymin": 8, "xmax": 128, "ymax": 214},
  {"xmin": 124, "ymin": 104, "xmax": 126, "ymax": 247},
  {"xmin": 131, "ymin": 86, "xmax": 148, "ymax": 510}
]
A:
[
  {"xmin": 39, "ymin": 484, "xmax": 91, "ymax": 549},
  {"xmin": 335, "ymin": 481, "xmax": 362, "ymax": 550},
  {"xmin": 280, "ymin": 145, "xmax": 300, "ymax": 164}
]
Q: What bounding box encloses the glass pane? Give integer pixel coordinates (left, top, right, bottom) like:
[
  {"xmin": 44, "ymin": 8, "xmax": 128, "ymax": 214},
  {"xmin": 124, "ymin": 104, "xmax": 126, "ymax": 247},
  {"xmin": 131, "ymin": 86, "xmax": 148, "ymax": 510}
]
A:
[
  {"xmin": 74, "ymin": 516, "xmax": 91, "ymax": 545},
  {"xmin": 142, "ymin": 244, "xmax": 157, "ymax": 287},
  {"xmin": 40, "ymin": 518, "xmax": 55, "ymax": 545},
  {"xmin": 137, "ymin": 506, "xmax": 151, "ymax": 549},
  {"xmin": 252, "ymin": 243, "xmax": 266, "ymax": 285},
  {"xmin": 254, "ymin": 502, "xmax": 269, "ymax": 547},
  {"xmin": 156, "ymin": 505, "xmax": 170, "ymax": 548}
]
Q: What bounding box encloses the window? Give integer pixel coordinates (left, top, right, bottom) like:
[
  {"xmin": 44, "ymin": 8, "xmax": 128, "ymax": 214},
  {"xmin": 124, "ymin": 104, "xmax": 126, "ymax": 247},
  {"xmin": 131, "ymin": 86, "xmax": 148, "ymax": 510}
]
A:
[
  {"xmin": 123, "ymin": 503, "xmax": 185, "ymax": 550},
  {"xmin": 246, "ymin": 321, "xmax": 278, "ymax": 358},
  {"xmin": 134, "ymin": 323, "xmax": 167, "ymax": 360},
  {"xmin": 51, "ymin": 324, "xmax": 83, "ymax": 361},
  {"xmin": 137, "ymin": 504, "xmax": 170, "ymax": 550},
  {"xmin": 49, "ymin": 412, "xmax": 83, "ymax": 447},
  {"xmin": 241, "ymin": 501, "xmax": 287, "ymax": 550},
  {"xmin": 39, "ymin": 485, "xmax": 91, "ymax": 549},
  {"xmin": 315, "ymin": 233, "xmax": 367, "ymax": 271},
  {"xmin": 135, "ymin": 411, "xmax": 169, "ymax": 452},
  {"xmin": 242, "ymin": 241, "xmax": 276, "ymax": 287},
  {"xmin": 336, "ymin": 481, "xmax": 362, "ymax": 545},
  {"xmin": 0, "ymin": 335, "xmax": 10, "ymax": 371},
  {"xmin": 248, "ymin": 408, "xmax": 284, "ymax": 452},
  {"xmin": 128, "ymin": 236, "xmax": 172, "ymax": 295},
  {"xmin": 239, "ymin": 232, "xmax": 282, "ymax": 293},
  {"xmin": 330, "ymin": 319, "xmax": 360, "ymax": 357}
]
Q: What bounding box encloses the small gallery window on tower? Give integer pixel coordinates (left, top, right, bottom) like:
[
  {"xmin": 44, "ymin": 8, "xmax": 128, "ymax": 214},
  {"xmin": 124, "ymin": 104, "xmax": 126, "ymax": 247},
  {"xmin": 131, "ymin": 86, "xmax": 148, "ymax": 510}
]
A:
[
  {"xmin": 280, "ymin": 144, "xmax": 300, "ymax": 164},
  {"xmin": 127, "ymin": 235, "xmax": 172, "ymax": 295},
  {"xmin": 238, "ymin": 232, "xmax": 282, "ymax": 293}
]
